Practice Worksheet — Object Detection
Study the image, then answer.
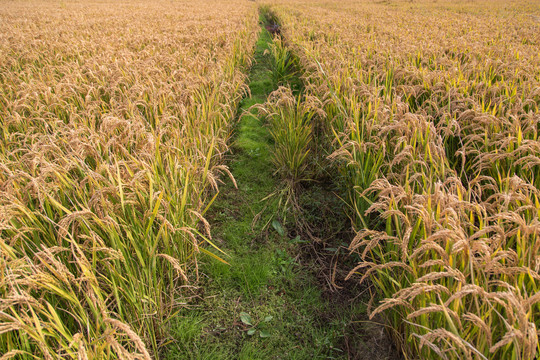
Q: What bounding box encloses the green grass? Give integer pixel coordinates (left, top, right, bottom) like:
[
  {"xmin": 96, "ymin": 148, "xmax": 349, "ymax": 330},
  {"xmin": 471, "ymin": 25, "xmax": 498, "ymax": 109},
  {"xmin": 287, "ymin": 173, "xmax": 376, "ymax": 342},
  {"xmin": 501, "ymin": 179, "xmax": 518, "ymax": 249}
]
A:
[{"xmin": 164, "ymin": 14, "xmax": 371, "ymax": 360}]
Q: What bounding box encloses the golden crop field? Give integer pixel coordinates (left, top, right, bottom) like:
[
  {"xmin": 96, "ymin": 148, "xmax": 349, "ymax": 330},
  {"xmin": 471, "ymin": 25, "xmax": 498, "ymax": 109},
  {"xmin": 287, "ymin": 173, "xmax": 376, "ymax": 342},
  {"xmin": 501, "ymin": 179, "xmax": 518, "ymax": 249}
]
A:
[
  {"xmin": 269, "ymin": 0, "xmax": 540, "ymax": 358},
  {"xmin": 0, "ymin": 0, "xmax": 257, "ymax": 358},
  {"xmin": 2, "ymin": 0, "xmax": 540, "ymax": 359}
]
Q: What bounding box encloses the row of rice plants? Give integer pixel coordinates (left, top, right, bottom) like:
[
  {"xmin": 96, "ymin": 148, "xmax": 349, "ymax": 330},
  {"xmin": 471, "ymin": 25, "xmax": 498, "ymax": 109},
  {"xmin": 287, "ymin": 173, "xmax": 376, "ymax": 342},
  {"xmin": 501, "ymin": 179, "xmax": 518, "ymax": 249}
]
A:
[
  {"xmin": 268, "ymin": 0, "xmax": 540, "ymax": 358},
  {"xmin": 256, "ymin": 23, "xmax": 325, "ymax": 227},
  {"xmin": 0, "ymin": 1, "xmax": 258, "ymax": 358}
]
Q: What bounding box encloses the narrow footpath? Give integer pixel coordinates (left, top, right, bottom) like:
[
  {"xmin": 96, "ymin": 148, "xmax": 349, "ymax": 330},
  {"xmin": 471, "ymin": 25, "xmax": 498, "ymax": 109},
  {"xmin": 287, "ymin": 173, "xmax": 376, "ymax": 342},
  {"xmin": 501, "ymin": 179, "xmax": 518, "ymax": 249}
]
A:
[{"xmin": 165, "ymin": 13, "xmax": 398, "ymax": 360}]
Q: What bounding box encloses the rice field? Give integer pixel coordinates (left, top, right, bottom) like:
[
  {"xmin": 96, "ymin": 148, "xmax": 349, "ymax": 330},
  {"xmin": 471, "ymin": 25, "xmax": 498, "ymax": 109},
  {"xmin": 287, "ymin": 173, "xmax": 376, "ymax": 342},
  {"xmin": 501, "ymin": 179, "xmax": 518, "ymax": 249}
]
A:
[
  {"xmin": 268, "ymin": 0, "xmax": 540, "ymax": 358},
  {"xmin": 2, "ymin": 0, "xmax": 540, "ymax": 359},
  {"xmin": 0, "ymin": 0, "xmax": 257, "ymax": 358}
]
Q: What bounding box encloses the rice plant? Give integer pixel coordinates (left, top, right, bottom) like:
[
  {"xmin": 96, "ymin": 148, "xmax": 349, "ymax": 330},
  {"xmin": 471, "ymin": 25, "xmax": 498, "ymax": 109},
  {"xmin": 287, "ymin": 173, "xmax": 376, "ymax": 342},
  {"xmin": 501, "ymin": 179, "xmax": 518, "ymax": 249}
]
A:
[{"xmin": 268, "ymin": 39, "xmax": 299, "ymax": 87}]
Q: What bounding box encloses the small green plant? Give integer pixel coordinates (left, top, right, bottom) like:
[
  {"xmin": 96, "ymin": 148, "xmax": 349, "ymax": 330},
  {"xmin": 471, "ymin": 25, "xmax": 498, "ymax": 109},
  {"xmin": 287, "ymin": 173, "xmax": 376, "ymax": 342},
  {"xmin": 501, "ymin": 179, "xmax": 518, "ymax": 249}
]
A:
[
  {"xmin": 239, "ymin": 312, "xmax": 273, "ymax": 338},
  {"xmin": 273, "ymin": 248, "xmax": 296, "ymax": 274},
  {"xmin": 271, "ymin": 219, "xmax": 286, "ymax": 236}
]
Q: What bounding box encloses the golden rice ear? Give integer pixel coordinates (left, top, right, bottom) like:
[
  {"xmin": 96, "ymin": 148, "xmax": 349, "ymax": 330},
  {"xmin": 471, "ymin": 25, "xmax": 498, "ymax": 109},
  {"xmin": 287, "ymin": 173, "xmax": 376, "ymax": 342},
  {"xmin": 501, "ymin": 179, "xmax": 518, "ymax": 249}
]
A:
[{"xmin": 158, "ymin": 254, "xmax": 189, "ymax": 283}]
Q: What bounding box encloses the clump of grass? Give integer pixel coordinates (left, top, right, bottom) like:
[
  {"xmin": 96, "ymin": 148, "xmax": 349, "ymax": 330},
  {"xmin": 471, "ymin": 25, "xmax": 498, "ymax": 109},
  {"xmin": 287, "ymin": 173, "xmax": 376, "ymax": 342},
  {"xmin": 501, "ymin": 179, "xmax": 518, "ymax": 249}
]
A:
[
  {"xmin": 256, "ymin": 86, "xmax": 323, "ymax": 217},
  {"xmin": 268, "ymin": 39, "xmax": 299, "ymax": 87}
]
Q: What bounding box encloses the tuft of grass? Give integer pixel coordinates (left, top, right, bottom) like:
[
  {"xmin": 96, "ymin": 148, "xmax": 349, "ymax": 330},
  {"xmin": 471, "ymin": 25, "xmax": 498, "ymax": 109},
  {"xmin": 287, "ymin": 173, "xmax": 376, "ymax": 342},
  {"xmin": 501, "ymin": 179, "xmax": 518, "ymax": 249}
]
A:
[
  {"xmin": 259, "ymin": 87, "xmax": 321, "ymax": 190},
  {"xmin": 269, "ymin": 39, "xmax": 300, "ymax": 87}
]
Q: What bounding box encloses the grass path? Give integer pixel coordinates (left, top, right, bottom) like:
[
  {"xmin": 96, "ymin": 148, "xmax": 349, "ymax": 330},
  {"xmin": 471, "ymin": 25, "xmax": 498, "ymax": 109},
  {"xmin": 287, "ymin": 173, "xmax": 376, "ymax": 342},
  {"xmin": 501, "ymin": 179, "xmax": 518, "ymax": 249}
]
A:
[{"xmin": 165, "ymin": 15, "xmax": 396, "ymax": 360}]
